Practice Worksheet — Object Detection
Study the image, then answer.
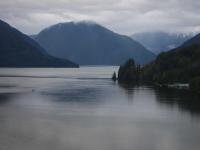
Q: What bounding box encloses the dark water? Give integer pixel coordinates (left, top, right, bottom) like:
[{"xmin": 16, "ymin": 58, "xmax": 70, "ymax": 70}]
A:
[{"xmin": 0, "ymin": 67, "xmax": 200, "ymax": 150}]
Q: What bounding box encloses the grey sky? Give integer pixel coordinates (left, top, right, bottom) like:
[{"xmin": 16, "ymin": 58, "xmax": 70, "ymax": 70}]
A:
[{"xmin": 0, "ymin": 0, "xmax": 200, "ymax": 35}]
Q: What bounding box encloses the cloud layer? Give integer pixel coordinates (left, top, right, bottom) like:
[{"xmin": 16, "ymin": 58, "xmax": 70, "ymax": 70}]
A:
[{"xmin": 0, "ymin": 0, "xmax": 200, "ymax": 35}]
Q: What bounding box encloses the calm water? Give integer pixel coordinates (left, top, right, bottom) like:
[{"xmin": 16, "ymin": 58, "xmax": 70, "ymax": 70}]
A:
[{"xmin": 0, "ymin": 67, "xmax": 200, "ymax": 150}]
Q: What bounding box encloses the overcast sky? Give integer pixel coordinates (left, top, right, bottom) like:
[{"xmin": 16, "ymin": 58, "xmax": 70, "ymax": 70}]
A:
[{"xmin": 0, "ymin": 0, "xmax": 200, "ymax": 35}]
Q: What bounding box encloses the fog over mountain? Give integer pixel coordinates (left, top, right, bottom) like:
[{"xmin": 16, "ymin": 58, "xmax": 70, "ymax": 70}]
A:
[
  {"xmin": 1, "ymin": 0, "xmax": 200, "ymax": 35},
  {"xmin": 131, "ymin": 32, "xmax": 194, "ymax": 54},
  {"xmin": 0, "ymin": 19, "xmax": 78, "ymax": 67},
  {"xmin": 33, "ymin": 21, "xmax": 155, "ymax": 65}
]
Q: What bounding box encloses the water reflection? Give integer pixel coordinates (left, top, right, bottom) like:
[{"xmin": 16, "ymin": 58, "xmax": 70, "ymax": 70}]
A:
[
  {"xmin": 0, "ymin": 93, "xmax": 18, "ymax": 105},
  {"xmin": 155, "ymin": 88, "xmax": 200, "ymax": 116},
  {"xmin": 0, "ymin": 67, "xmax": 200, "ymax": 150},
  {"xmin": 118, "ymin": 83, "xmax": 200, "ymax": 117},
  {"xmin": 0, "ymin": 80, "xmax": 200, "ymax": 117},
  {"xmin": 118, "ymin": 83, "xmax": 135, "ymax": 104}
]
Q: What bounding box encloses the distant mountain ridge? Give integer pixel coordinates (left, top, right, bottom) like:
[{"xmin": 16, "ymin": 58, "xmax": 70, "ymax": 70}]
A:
[
  {"xmin": 131, "ymin": 31, "xmax": 193, "ymax": 54},
  {"xmin": 0, "ymin": 19, "xmax": 78, "ymax": 67},
  {"xmin": 33, "ymin": 21, "xmax": 155, "ymax": 65}
]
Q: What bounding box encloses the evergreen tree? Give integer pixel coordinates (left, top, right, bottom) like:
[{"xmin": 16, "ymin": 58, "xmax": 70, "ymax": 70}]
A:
[
  {"xmin": 112, "ymin": 72, "xmax": 117, "ymax": 81},
  {"xmin": 118, "ymin": 59, "xmax": 140, "ymax": 84}
]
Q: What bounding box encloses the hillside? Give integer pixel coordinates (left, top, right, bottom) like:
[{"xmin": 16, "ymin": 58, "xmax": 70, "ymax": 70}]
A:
[
  {"xmin": 142, "ymin": 35, "xmax": 200, "ymax": 84},
  {"xmin": 0, "ymin": 20, "xmax": 78, "ymax": 68},
  {"xmin": 183, "ymin": 33, "xmax": 200, "ymax": 46}
]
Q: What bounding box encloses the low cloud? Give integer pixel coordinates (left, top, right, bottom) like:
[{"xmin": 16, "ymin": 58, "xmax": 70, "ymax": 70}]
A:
[{"xmin": 0, "ymin": 0, "xmax": 200, "ymax": 35}]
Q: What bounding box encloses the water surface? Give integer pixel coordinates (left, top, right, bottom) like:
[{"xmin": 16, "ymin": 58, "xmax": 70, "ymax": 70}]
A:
[{"xmin": 0, "ymin": 67, "xmax": 199, "ymax": 150}]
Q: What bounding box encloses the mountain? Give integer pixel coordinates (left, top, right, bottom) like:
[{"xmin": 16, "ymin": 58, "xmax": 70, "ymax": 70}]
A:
[
  {"xmin": 131, "ymin": 31, "xmax": 193, "ymax": 54},
  {"xmin": 0, "ymin": 20, "xmax": 78, "ymax": 67},
  {"xmin": 33, "ymin": 21, "xmax": 155, "ymax": 65},
  {"xmin": 142, "ymin": 34, "xmax": 200, "ymax": 84}
]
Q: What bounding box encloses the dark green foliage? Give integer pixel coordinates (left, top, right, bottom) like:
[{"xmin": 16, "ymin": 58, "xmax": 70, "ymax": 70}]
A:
[
  {"xmin": 118, "ymin": 59, "xmax": 140, "ymax": 84},
  {"xmin": 190, "ymin": 77, "xmax": 200, "ymax": 93},
  {"xmin": 142, "ymin": 41, "xmax": 200, "ymax": 84},
  {"xmin": 119, "ymin": 34, "xmax": 200, "ymax": 92},
  {"xmin": 0, "ymin": 19, "xmax": 79, "ymax": 68}
]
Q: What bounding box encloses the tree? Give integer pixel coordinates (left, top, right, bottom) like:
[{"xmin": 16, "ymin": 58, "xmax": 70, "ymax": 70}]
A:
[
  {"xmin": 112, "ymin": 72, "xmax": 117, "ymax": 81},
  {"xmin": 118, "ymin": 59, "xmax": 140, "ymax": 84}
]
